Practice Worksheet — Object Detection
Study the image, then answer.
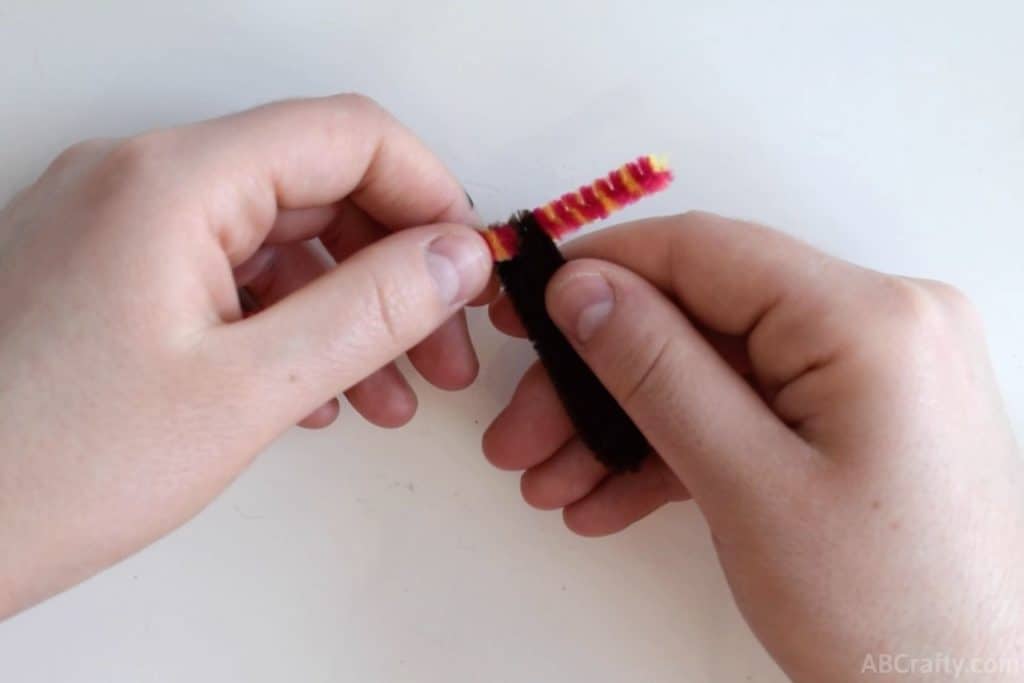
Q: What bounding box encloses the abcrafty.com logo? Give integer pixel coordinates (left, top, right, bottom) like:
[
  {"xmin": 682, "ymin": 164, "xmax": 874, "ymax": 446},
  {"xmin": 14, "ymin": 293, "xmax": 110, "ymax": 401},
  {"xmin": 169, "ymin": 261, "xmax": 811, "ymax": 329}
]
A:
[{"xmin": 862, "ymin": 653, "xmax": 1022, "ymax": 678}]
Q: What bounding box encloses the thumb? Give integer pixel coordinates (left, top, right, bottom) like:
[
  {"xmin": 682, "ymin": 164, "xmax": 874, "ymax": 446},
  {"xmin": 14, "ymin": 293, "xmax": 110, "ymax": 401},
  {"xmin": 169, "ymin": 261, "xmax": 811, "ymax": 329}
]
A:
[
  {"xmin": 544, "ymin": 259, "xmax": 811, "ymax": 519},
  {"xmin": 218, "ymin": 224, "xmax": 491, "ymax": 432}
]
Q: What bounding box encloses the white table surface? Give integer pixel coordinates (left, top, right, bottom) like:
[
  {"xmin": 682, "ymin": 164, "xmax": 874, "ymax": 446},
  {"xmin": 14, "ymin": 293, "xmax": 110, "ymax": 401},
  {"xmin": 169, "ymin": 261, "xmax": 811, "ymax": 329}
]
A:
[{"xmin": 1, "ymin": 2, "xmax": 1022, "ymax": 681}]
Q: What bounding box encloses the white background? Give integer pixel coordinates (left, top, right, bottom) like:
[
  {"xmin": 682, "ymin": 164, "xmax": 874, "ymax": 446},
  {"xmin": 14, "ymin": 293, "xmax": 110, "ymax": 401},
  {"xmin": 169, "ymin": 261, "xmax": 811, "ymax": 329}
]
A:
[{"xmin": 1, "ymin": 2, "xmax": 1022, "ymax": 681}]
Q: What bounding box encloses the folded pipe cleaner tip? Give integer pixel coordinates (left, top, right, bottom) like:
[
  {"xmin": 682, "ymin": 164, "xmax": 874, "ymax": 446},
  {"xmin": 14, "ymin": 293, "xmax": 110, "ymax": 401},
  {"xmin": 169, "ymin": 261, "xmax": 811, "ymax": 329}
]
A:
[{"xmin": 483, "ymin": 155, "xmax": 673, "ymax": 262}]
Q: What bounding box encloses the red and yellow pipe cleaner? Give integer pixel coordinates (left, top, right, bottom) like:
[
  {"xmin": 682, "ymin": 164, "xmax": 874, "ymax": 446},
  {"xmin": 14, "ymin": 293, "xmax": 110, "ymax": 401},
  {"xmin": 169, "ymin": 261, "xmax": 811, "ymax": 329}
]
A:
[{"xmin": 482, "ymin": 155, "xmax": 673, "ymax": 262}]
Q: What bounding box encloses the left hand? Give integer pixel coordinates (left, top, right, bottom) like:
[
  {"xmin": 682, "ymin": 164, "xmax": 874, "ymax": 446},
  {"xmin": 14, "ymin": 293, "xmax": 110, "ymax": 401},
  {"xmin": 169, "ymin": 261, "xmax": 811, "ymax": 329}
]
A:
[{"xmin": 0, "ymin": 94, "xmax": 492, "ymax": 618}]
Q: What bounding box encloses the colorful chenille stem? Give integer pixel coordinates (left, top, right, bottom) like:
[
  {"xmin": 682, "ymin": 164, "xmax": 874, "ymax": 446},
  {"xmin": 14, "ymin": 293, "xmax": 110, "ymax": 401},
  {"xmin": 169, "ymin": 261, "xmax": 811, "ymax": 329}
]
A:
[{"xmin": 483, "ymin": 155, "xmax": 673, "ymax": 262}]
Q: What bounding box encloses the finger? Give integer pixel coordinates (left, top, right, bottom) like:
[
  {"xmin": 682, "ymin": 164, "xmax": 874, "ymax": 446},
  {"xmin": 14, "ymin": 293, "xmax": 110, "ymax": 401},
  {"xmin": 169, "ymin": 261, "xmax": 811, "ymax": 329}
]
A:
[
  {"xmin": 316, "ymin": 203, "xmax": 427, "ymax": 408},
  {"xmin": 318, "ymin": 200, "xmax": 387, "ymax": 261},
  {"xmin": 214, "ymin": 224, "xmax": 491, "ymax": 435},
  {"xmin": 242, "ymin": 243, "xmax": 330, "ymax": 300},
  {"xmin": 562, "ymin": 457, "xmax": 691, "ymax": 537},
  {"xmin": 406, "ymin": 312, "xmax": 479, "ymax": 390},
  {"xmin": 559, "ymin": 212, "xmax": 878, "ymax": 392},
  {"xmin": 233, "ymin": 246, "xmax": 278, "ymax": 288},
  {"xmin": 344, "ymin": 364, "xmax": 418, "ymax": 428},
  {"xmin": 489, "ymin": 291, "xmax": 754, "ymax": 377},
  {"xmin": 239, "ymin": 241, "xmax": 342, "ymax": 428},
  {"xmin": 469, "ymin": 272, "xmax": 502, "ymax": 307},
  {"xmin": 696, "ymin": 326, "xmax": 753, "ymax": 378},
  {"xmin": 482, "ymin": 362, "xmax": 574, "ymax": 471},
  {"xmin": 172, "ymin": 93, "xmax": 477, "ymax": 265},
  {"xmin": 235, "ymin": 240, "xmax": 420, "ymax": 443},
  {"xmin": 520, "ymin": 437, "xmax": 609, "ymax": 510},
  {"xmin": 298, "ymin": 399, "xmax": 341, "ymax": 429},
  {"xmin": 488, "ymin": 293, "xmax": 528, "ymax": 338},
  {"xmin": 558, "ymin": 212, "xmax": 830, "ymax": 334},
  {"xmin": 545, "ymin": 259, "xmax": 813, "ymax": 522},
  {"xmin": 320, "ymin": 202, "xmax": 480, "ymax": 391},
  {"xmin": 265, "ymin": 205, "xmax": 342, "ymax": 244}
]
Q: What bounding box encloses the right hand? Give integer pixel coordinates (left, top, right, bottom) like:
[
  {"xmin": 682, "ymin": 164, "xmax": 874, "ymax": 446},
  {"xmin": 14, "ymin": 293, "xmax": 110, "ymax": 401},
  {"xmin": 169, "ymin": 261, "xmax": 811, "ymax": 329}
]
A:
[{"xmin": 484, "ymin": 212, "xmax": 1024, "ymax": 681}]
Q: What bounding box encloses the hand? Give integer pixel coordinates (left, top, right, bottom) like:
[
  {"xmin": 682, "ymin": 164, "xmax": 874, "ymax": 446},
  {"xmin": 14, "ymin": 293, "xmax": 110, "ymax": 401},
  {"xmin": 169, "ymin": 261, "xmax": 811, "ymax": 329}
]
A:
[
  {"xmin": 484, "ymin": 212, "xmax": 1024, "ymax": 681},
  {"xmin": 0, "ymin": 94, "xmax": 492, "ymax": 618}
]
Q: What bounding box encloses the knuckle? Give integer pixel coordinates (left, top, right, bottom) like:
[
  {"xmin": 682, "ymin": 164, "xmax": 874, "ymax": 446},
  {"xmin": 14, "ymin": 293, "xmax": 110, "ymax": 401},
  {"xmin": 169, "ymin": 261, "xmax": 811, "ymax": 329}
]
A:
[
  {"xmin": 677, "ymin": 209, "xmax": 715, "ymax": 225},
  {"xmin": 65, "ymin": 133, "xmax": 175, "ymax": 211},
  {"xmin": 47, "ymin": 138, "xmax": 111, "ymax": 174},
  {"xmin": 266, "ymin": 93, "xmax": 385, "ymax": 126},
  {"xmin": 883, "ymin": 277, "xmax": 943, "ymax": 328},
  {"xmin": 333, "ymin": 92, "xmax": 383, "ymax": 116},
  {"xmin": 363, "ymin": 270, "xmax": 410, "ymax": 351},
  {"xmin": 919, "ymin": 279, "xmax": 979, "ymax": 322},
  {"xmin": 620, "ymin": 335, "xmax": 678, "ymax": 411},
  {"xmin": 275, "ymin": 93, "xmax": 391, "ymax": 167},
  {"xmin": 333, "ymin": 93, "xmax": 395, "ymax": 137},
  {"xmin": 668, "ymin": 210, "xmax": 719, "ymax": 235},
  {"xmin": 876, "ymin": 276, "xmax": 977, "ymax": 342},
  {"xmin": 674, "ymin": 209, "xmax": 746, "ymax": 231},
  {"xmin": 3, "ymin": 185, "xmax": 31, "ymax": 211},
  {"xmin": 853, "ymin": 275, "xmax": 987, "ymax": 376},
  {"xmin": 102, "ymin": 133, "xmax": 169, "ymax": 179}
]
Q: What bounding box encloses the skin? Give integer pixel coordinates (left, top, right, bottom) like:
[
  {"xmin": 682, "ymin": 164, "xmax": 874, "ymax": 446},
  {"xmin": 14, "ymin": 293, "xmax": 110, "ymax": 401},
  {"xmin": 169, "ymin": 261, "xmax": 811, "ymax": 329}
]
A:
[
  {"xmin": 485, "ymin": 213, "xmax": 1024, "ymax": 681},
  {"xmin": 1, "ymin": 95, "xmax": 1021, "ymax": 680},
  {"xmin": 0, "ymin": 94, "xmax": 494, "ymax": 617}
]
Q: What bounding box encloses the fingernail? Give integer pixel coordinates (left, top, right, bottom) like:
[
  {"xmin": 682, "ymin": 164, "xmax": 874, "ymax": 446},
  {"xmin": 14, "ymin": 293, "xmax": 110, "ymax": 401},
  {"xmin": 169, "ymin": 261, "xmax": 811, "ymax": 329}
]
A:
[
  {"xmin": 461, "ymin": 189, "xmax": 484, "ymax": 227},
  {"xmin": 426, "ymin": 233, "xmax": 489, "ymax": 305},
  {"xmin": 551, "ymin": 272, "xmax": 614, "ymax": 343}
]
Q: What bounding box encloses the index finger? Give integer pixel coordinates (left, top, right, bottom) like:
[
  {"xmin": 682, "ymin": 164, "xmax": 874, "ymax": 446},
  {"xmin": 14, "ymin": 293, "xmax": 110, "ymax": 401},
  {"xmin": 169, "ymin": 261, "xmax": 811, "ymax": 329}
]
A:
[
  {"xmin": 545, "ymin": 211, "xmax": 887, "ymax": 390},
  {"xmin": 559, "ymin": 212, "xmax": 856, "ymax": 332},
  {"xmin": 166, "ymin": 93, "xmax": 477, "ymax": 263}
]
